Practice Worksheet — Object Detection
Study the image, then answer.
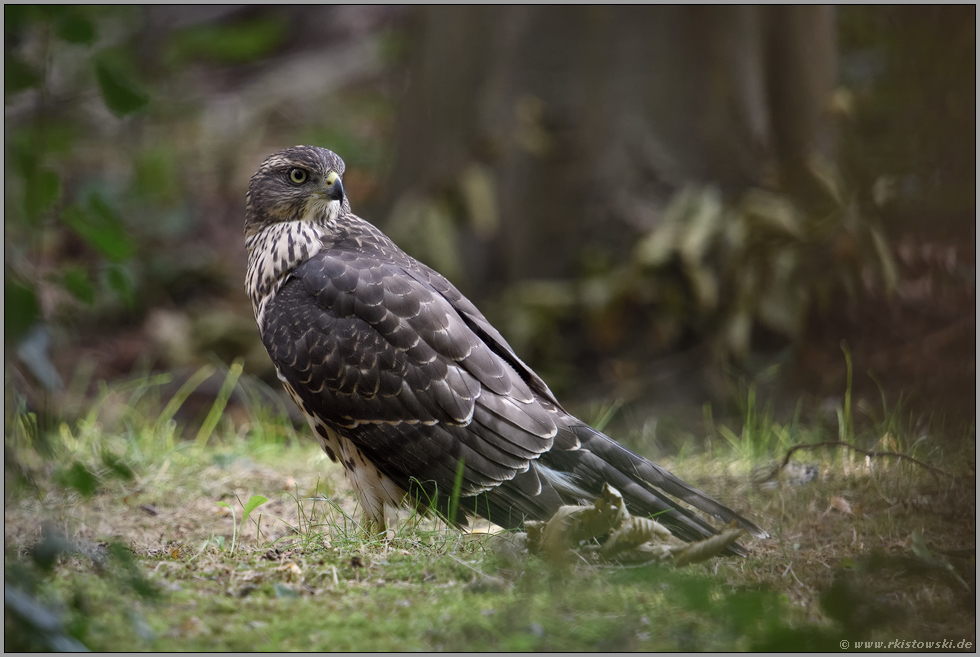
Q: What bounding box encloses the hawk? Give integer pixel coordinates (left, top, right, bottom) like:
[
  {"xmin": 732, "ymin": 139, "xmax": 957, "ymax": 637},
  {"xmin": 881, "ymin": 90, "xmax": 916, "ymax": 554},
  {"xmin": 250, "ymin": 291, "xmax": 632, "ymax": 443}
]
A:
[{"xmin": 245, "ymin": 146, "xmax": 766, "ymax": 552}]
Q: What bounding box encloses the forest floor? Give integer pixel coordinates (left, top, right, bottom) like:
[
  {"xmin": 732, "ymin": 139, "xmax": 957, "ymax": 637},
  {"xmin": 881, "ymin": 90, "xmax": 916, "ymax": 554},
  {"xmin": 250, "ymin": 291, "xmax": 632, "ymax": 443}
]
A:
[
  {"xmin": 5, "ymin": 383, "xmax": 975, "ymax": 652},
  {"xmin": 6, "ymin": 6, "xmax": 975, "ymax": 651}
]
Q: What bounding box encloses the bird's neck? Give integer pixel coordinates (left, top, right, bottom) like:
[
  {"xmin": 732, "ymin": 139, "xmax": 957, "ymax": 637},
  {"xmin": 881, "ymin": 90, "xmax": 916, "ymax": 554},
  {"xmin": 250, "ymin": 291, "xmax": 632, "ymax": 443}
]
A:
[{"xmin": 245, "ymin": 220, "xmax": 327, "ymax": 329}]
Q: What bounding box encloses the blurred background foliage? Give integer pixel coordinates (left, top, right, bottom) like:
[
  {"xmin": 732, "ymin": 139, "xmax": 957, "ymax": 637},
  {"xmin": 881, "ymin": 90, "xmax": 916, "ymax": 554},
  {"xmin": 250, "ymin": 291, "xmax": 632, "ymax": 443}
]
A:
[{"xmin": 4, "ymin": 6, "xmax": 975, "ymax": 446}]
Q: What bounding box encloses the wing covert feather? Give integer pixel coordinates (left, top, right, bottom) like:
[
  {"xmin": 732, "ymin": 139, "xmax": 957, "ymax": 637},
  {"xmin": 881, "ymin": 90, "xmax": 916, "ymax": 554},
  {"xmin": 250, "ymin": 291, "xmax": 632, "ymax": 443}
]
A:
[{"xmin": 261, "ymin": 248, "xmax": 556, "ymax": 499}]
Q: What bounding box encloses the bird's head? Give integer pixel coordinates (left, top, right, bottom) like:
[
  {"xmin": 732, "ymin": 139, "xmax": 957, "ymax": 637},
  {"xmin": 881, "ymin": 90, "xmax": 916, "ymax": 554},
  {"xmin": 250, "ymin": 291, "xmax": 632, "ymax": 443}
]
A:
[{"xmin": 244, "ymin": 145, "xmax": 348, "ymax": 237}]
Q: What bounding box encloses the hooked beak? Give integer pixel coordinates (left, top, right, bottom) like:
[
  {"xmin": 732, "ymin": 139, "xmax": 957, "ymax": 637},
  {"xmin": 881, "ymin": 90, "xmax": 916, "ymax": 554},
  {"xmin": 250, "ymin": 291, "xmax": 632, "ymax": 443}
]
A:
[{"xmin": 323, "ymin": 172, "xmax": 344, "ymax": 203}]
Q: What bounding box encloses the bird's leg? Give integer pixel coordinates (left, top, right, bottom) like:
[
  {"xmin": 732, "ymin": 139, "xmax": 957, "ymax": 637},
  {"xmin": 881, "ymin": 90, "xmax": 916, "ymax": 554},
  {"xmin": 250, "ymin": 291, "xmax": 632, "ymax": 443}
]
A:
[{"xmin": 358, "ymin": 509, "xmax": 388, "ymax": 538}]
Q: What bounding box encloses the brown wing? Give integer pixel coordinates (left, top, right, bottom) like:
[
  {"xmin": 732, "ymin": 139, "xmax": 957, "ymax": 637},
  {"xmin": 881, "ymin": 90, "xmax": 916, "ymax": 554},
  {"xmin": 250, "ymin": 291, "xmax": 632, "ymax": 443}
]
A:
[{"xmin": 261, "ymin": 240, "xmax": 571, "ymax": 524}]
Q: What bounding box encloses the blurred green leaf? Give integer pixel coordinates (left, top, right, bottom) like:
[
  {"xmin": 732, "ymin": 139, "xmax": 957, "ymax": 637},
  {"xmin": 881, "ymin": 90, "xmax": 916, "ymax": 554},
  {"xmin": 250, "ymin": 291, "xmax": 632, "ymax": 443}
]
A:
[
  {"xmin": 5, "ymin": 278, "xmax": 40, "ymax": 344},
  {"xmin": 169, "ymin": 18, "xmax": 287, "ymax": 65},
  {"xmin": 94, "ymin": 61, "xmax": 148, "ymax": 116},
  {"xmin": 61, "ymin": 197, "xmax": 135, "ymax": 261},
  {"xmin": 100, "ymin": 450, "xmax": 134, "ymax": 481},
  {"xmin": 9, "ymin": 125, "xmax": 78, "ymax": 165},
  {"xmin": 4, "ymin": 4, "xmax": 35, "ymax": 36},
  {"xmin": 58, "ymin": 461, "xmax": 100, "ymax": 497},
  {"xmin": 677, "ymin": 186, "xmax": 723, "ymax": 265},
  {"xmin": 134, "ymin": 146, "xmax": 180, "ymax": 204},
  {"xmin": 30, "ymin": 529, "xmax": 71, "ymax": 572},
  {"xmin": 35, "ymin": 5, "xmax": 72, "ymax": 21},
  {"xmin": 752, "ymin": 626, "xmax": 843, "ymax": 652},
  {"xmin": 5, "ymin": 56, "xmax": 40, "ymax": 93},
  {"xmin": 105, "ymin": 263, "xmax": 136, "ymax": 309},
  {"xmin": 24, "ymin": 169, "xmax": 61, "ymax": 220},
  {"xmin": 724, "ymin": 311, "xmax": 752, "ymax": 362},
  {"xmin": 634, "ymin": 221, "xmax": 678, "ymax": 267},
  {"xmin": 807, "ymin": 154, "xmax": 846, "ymax": 206},
  {"xmin": 55, "ymin": 12, "xmax": 97, "ymax": 44},
  {"xmin": 869, "ymin": 225, "xmax": 899, "ymax": 293},
  {"xmin": 686, "ymin": 264, "xmax": 719, "ymax": 313},
  {"xmin": 10, "ymin": 139, "xmax": 38, "ymax": 179},
  {"xmin": 274, "ymin": 582, "xmax": 299, "ymax": 599},
  {"xmin": 740, "ymin": 189, "xmax": 805, "ymax": 239},
  {"xmin": 635, "ymin": 185, "xmax": 725, "ymax": 268},
  {"xmin": 459, "ymin": 164, "xmax": 499, "ymax": 238},
  {"xmin": 61, "ymin": 266, "xmax": 96, "ymax": 305},
  {"xmin": 108, "ymin": 542, "xmax": 159, "ymax": 600}
]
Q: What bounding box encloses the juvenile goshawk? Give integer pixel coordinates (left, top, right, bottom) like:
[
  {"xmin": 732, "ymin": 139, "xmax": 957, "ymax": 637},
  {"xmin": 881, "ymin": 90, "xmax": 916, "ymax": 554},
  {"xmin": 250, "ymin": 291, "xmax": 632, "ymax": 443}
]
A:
[{"xmin": 245, "ymin": 145, "xmax": 766, "ymax": 551}]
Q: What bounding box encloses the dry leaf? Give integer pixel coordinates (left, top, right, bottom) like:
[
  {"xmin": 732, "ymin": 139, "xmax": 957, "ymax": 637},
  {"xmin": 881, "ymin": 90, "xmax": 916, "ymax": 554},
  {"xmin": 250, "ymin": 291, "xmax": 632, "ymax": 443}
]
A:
[
  {"xmin": 277, "ymin": 562, "xmax": 303, "ymax": 582},
  {"xmin": 830, "ymin": 496, "xmax": 853, "ymax": 514},
  {"xmin": 672, "ymin": 526, "xmax": 747, "ymax": 567},
  {"xmin": 181, "ymin": 616, "xmax": 211, "ymax": 637}
]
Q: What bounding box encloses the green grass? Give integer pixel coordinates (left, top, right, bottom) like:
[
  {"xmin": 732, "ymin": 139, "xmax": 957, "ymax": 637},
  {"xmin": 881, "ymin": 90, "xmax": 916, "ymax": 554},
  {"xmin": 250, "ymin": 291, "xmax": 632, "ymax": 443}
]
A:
[{"xmin": 4, "ymin": 367, "xmax": 975, "ymax": 651}]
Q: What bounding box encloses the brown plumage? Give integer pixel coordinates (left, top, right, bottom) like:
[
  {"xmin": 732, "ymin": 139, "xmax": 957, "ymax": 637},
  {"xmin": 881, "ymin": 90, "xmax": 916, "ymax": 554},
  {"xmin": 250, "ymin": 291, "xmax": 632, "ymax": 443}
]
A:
[{"xmin": 244, "ymin": 145, "xmax": 766, "ymax": 552}]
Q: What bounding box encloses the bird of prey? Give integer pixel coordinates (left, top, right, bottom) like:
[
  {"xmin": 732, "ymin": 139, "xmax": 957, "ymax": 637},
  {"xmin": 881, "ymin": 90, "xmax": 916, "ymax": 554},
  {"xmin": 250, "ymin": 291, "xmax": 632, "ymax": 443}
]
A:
[{"xmin": 245, "ymin": 145, "xmax": 766, "ymax": 552}]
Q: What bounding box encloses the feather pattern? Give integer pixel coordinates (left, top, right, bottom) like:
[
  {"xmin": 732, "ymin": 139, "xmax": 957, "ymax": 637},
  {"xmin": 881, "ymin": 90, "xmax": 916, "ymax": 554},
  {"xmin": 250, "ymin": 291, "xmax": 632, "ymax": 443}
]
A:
[{"xmin": 246, "ymin": 146, "xmax": 767, "ymax": 550}]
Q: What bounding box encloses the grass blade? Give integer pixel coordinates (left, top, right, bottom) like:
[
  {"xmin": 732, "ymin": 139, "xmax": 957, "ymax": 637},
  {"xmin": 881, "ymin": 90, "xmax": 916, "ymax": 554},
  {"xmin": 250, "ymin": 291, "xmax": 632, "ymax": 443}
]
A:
[
  {"xmin": 448, "ymin": 458, "xmax": 465, "ymax": 525},
  {"xmin": 155, "ymin": 364, "xmax": 216, "ymax": 435},
  {"xmin": 195, "ymin": 358, "xmax": 243, "ymax": 448}
]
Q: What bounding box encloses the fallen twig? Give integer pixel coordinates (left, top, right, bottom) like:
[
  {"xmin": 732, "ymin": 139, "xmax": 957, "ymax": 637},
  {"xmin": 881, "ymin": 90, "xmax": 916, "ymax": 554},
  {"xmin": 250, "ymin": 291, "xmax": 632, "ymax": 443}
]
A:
[{"xmin": 759, "ymin": 441, "xmax": 955, "ymax": 483}]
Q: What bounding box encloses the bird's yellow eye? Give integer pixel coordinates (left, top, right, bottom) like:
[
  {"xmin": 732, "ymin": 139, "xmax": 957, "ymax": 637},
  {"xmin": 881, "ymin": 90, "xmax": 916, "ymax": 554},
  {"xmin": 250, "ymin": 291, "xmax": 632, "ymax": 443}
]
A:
[{"xmin": 288, "ymin": 168, "xmax": 308, "ymax": 184}]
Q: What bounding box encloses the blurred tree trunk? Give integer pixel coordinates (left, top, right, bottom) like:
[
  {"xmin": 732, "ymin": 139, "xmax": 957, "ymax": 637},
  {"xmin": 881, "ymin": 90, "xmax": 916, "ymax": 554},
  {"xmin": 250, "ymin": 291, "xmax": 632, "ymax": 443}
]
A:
[{"xmin": 379, "ymin": 6, "xmax": 836, "ymax": 296}]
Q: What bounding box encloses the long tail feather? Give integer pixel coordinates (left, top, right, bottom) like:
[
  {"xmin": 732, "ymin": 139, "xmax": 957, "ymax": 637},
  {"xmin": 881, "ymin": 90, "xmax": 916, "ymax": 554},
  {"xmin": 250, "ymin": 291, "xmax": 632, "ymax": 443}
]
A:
[{"xmin": 569, "ymin": 424, "xmax": 768, "ymax": 539}]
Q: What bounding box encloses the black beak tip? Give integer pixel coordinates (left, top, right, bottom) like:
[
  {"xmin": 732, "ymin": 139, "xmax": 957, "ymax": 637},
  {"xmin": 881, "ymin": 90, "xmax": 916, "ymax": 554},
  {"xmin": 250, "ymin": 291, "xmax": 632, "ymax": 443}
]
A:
[{"xmin": 328, "ymin": 179, "xmax": 345, "ymax": 203}]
